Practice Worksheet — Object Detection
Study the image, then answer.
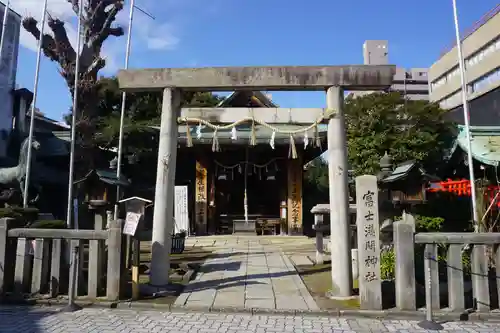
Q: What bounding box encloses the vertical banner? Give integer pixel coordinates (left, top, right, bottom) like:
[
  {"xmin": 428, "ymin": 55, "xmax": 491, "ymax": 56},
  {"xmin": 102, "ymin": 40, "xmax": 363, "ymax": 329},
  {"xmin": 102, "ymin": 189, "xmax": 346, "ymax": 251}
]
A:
[
  {"xmin": 287, "ymin": 158, "xmax": 303, "ymax": 235},
  {"xmin": 174, "ymin": 185, "xmax": 189, "ymax": 235},
  {"xmin": 0, "ymin": 5, "xmax": 19, "ymax": 157},
  {"xmin": 355, "ymin": 175, "xmax": 382, "ymax": 310},
  {"xmin": 195, "ymin": 161, "xmax": 208, "ymax": 235}
]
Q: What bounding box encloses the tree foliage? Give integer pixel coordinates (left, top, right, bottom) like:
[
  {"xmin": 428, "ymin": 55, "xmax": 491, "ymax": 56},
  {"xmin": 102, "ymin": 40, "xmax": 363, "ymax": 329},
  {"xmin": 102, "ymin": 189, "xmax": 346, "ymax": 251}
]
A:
[
  {"xmin": 345, "ymin": 92, "xmax": 453, "ymax": 176},
  {"xmin": 23, "ymin": 0, "xmax": 125, "ymax": 170},
  {"xmin": 92, "ymin": 77, "xmax": 225, "ymax": 155}
]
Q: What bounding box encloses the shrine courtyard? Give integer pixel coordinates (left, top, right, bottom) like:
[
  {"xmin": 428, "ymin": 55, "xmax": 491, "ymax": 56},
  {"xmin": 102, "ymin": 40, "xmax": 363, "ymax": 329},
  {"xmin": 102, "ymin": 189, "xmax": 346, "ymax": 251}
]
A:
[{"xmin": 136, "ymin": 235, "xmax": 353, "ymax": 312}]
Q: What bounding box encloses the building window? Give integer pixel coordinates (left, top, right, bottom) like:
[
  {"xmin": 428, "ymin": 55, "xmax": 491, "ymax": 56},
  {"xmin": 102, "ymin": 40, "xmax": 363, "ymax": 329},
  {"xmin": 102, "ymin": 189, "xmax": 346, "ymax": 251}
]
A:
[
  {"xmin": 466, "ymin": 36, "xmax": 500, "ymax": 68},
  {"xmin": 431, "ymin": 35, "xmax": 500, "ymax": 90},
  {"xmin": 471, "ymin": 66, "xmax": 500, "ymax": 93}
]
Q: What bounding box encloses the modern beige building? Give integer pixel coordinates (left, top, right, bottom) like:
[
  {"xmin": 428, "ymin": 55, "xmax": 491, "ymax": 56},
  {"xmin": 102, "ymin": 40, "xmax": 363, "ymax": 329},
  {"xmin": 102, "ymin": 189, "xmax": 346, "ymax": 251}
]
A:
[
  {"xmin": 352, "ymin": 40, "xmax": 429, "ymax": 100},
  {"xmin": 429, "ymin": 5, "xmax": 500, "ymax": 125}
]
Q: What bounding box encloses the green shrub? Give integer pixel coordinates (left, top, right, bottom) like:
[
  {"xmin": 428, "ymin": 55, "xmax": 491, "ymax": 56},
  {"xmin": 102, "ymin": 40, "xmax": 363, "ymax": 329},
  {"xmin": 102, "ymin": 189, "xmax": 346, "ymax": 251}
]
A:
[
  {"xmin": 29, "ymin": 220, "xmax": 66, "ymax": 229},
  {"xmin": 0, "ymin": 206, "xmax": 39, "ymax": 226},
  {"xmin": 380, "ymin": 248, "xmax": 395, "ymax": 280}
]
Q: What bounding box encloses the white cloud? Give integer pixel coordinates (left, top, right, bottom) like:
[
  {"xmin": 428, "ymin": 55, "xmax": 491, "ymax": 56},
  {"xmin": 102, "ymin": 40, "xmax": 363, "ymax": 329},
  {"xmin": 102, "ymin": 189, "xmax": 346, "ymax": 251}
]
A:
[
  {"xmin": 144, "ymin": 23, "xmax": 179, "ymax": 50},
  {"xmin": 12, "ymin": 0, "xmax": 180, "ymax": 71}
]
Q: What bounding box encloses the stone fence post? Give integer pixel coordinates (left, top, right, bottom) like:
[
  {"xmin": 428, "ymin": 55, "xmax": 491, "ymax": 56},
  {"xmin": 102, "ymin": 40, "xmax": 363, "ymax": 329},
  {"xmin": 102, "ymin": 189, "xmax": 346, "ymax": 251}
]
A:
[
  {"xmin": 106, "ymin": 219, "xmax": 123, "ymax": 301},
  {"xmin": 0, "ymin": 218, "xmax": 11, "ymax": 295},
  {"xmin": 314, "ymin": 213, "xmax": 324, "ymax": 264},
  {"xmin": 393, "ymin": 212, "xmax": 416, "ymax": 310}
]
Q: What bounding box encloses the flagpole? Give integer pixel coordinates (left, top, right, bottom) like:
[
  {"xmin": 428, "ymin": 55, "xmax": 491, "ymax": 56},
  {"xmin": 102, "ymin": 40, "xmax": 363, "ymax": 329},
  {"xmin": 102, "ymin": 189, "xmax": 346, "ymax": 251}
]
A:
[
  {"xmin": 114, "ymin": 0, "xmax": 136, "ymax": 220},
  {"xmin": 65, "ymin": 0, "xmax": 83, "ymax": 228},
  {"xmin": 23, "ymin": 0, "xmax": 48, "ymax": 208},
  {"xmin": 0, "ymin": 0, "xmax": 10, "ymax": 64},
  {"xmin": 451, "ymin": 0, "xmax": 480, "ymax": 231}
]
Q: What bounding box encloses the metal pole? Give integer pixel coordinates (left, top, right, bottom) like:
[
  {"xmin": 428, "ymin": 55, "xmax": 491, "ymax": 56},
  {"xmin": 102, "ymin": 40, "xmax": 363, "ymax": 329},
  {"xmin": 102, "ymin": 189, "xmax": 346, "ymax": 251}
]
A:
[
  {"xmin": 23, "ymin": 0, "xmax": 48, "ymax": 208},
  {"xmin": 65, "ymin": 0, "xmax": 83, "ymax": 228},
  {"xmin": 0, "ymin": 0, "xmax": 10, "ymax": 65},
  {"xmin": 452, "ymin": 0, "xmax": 480, "ymax": 231},
  {"xmin": 418, "ymin": 248, "xmax": 443, "ymax": 330},
  {"xmin": 114, "ymin": 0, "xmax": 136, "ymax": 220},
  {"xmin": 61, "ymin": 242, "xmax": 82, "ymax": 312}
]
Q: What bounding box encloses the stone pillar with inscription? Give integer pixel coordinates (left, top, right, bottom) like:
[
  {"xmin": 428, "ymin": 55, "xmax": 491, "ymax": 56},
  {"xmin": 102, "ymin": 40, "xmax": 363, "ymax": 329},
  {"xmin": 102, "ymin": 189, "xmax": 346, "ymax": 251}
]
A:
[
  {"xmin": 195, "ymin": 160, "xmax": 208, "ymax": 235},
  {"xmin": 355, "ymin": 175, "xmax": 382, "ymax": 310},
  {"xmin": 287, "ymin": 158, "xmax": 303, "ymax": 235}
]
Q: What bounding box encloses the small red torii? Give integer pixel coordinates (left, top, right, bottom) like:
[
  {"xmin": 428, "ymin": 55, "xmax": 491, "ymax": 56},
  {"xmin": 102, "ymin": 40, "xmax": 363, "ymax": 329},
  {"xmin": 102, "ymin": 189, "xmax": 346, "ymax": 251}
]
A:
[{"xmin": 428, "ymin": 179, "xmax": 500, "ymax": 207}]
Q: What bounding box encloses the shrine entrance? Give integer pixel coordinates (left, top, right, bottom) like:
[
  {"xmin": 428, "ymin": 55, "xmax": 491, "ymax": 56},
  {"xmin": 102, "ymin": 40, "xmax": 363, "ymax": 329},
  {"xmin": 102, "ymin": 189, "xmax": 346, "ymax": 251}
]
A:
[{"xmin": 117, "ymin": 64, "xmax": 395, "ymax": 296}]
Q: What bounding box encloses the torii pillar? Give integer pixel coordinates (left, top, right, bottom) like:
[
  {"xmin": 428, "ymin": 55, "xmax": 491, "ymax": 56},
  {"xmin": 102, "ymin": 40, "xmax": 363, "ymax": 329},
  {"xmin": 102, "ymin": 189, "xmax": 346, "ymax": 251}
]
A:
[{"xmin": 117, "ymin": 65, "xmax": 396, "ymax": 290}]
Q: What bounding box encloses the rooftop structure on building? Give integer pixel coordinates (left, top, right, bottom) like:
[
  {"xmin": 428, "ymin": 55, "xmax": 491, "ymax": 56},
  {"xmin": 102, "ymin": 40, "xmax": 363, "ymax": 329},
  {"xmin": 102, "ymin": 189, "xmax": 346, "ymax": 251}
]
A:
[
  {"xmin": 429, "ymin": 4, "xmax": 500, "ymax": 126},
  {"xmin": 352, "ymin": 40, "xmax": 429, "ymax": 101}
]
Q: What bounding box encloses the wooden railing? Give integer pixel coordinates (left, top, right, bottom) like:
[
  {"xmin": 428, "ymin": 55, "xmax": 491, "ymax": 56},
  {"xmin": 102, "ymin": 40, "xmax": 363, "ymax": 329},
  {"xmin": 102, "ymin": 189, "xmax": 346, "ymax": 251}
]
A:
[{"xmin": 0, "ymin": 217, "xmax": 122, "ymax": 301}]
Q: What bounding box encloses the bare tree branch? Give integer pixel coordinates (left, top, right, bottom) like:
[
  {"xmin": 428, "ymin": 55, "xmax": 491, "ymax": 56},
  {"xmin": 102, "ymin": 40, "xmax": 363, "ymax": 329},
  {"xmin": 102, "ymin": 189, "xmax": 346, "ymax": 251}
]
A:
[
  {"xmin": 21, "ymin": 17, "xmax": 59, "ymax": 61},
  {"xmin": 47, "ymin": 17, "xmax": 76, "ymax": 64},
  {"xmin": 67, "ymin": 0, "xmax": 79, "ymax": 15}
]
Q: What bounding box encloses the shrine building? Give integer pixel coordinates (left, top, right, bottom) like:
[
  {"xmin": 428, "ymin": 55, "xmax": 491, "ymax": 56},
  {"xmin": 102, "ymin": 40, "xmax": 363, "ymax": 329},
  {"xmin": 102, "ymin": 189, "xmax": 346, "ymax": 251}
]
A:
[{"xmin": 165, "ymin": 91, "xmax": 327, "ymax": 236}]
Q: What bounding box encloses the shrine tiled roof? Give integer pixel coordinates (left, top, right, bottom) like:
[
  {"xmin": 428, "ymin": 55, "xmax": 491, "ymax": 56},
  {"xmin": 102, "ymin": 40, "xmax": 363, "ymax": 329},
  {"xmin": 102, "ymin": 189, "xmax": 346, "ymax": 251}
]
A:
[{"xmin": 454, "ymin": 125, "xmax": 500, "ymax": 166}]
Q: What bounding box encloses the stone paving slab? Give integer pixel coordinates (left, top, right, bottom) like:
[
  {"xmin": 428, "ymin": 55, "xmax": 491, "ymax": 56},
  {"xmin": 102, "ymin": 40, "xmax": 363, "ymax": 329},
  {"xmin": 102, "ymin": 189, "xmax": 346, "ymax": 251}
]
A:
[
  {"xmin": 3, "ymin": 306, "xmax": 500, "ymax": 332},
  {"xmin": 174, "ymin": 239, "xmax": 320, "ymax": 312}
]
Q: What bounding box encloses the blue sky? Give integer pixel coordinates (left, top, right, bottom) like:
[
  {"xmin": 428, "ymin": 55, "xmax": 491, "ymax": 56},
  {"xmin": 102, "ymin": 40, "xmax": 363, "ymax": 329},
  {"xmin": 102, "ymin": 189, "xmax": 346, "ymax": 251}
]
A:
[{"xmin": 13, "ymin": 0, "xmax": 500, "ymax": 121}]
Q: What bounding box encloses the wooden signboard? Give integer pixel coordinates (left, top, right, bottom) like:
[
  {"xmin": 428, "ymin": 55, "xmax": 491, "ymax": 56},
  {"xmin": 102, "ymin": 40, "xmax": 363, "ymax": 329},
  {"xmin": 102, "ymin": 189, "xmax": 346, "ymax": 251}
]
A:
[
  {"xmin": 123, "ymin": 212, "xmax": 141, "ymax": 236},
  {"xmin": 287, "ymin": 159, "xmax": 303, "ymax": 235},
  {"xmin": 195, "ymin": 161, "xmax": 208, "ymax": 235}
]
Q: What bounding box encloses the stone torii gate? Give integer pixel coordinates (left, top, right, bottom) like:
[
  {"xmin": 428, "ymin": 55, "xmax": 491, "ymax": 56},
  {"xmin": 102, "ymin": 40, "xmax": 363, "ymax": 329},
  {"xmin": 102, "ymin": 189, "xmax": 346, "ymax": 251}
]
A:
[{"xmin": 117, "ymin": 65, "xmax": 396, "ymax": 297}]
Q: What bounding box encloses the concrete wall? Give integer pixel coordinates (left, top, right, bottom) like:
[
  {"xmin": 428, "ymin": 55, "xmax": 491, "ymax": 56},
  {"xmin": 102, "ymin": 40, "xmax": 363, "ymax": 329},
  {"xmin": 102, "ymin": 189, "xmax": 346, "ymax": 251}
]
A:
[
  {"xmin": 358, "ymin": 40, "xmax": 429, "ymax": 101},
  {"xmin": 363, "ymin": 40, "xmax": 389, "ymax": 65},
  {"xmin": 0, "ymin": 4, "xmax": 20, "ymax": 158},
  {"xmin": 429, "ymin": 8, "xmax": 500, "ymax": 109}
]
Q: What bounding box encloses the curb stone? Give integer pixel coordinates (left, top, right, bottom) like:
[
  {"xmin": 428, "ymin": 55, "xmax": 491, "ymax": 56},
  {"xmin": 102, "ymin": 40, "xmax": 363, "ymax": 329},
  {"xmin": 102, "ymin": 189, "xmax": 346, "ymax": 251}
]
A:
[{"xmin": 3, "ymin": 298, "xmax": 500, "ymax": 322}]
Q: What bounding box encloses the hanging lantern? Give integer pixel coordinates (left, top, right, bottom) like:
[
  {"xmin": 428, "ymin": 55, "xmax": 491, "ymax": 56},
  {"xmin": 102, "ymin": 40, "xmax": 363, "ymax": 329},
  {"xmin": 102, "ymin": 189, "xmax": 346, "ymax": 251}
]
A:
[{"xmin": 304, "ymin": 131, "xmax": 309, "ymax": 149}]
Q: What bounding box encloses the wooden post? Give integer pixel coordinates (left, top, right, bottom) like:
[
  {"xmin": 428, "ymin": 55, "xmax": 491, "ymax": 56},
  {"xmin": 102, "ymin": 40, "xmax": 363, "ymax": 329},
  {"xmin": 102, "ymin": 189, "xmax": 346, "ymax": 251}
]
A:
[
  {"xmin": 355, "ymin": 175, "xmax": 382, "ymax": 310},
  {"xmin": 195, "ymin": 160, "xmax": 208, "ymax": 235},
  {"xmin": 394, "ymin": 212, "xmax": 416, "ymax": 310},
  {"xmin": 131, "ymin": 238, "xmax": 140, "ymax": 300},
  {"xmin": 327, "ymin": 86, "xmax": 352, "ymax": 298},
  {"xmin": 287, "ymin": 157, "xmax": 303, "ymax": 235},
  {"xmin": 150, "ymin": 88, "xmax": 180, "ymax": 287}
]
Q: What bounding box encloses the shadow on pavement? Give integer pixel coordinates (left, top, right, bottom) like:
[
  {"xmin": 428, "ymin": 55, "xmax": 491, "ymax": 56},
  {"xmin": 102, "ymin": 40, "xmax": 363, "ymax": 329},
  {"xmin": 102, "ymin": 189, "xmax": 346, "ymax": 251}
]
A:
[{"xmin": 0, "ymin": 305, "xmax": 61, "ymax": 332}]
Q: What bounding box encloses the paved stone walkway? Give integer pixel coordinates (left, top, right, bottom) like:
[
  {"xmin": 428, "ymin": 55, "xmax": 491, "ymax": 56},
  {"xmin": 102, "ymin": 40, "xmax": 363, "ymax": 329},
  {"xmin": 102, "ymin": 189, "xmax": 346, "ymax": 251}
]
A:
[
  {"xmin": 174, "ymin": 239, "xmax": 319, "ymax": 311},
  {"xmin": 3, "ymin": 306, "xmax": 500, "ymax": 332}
]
